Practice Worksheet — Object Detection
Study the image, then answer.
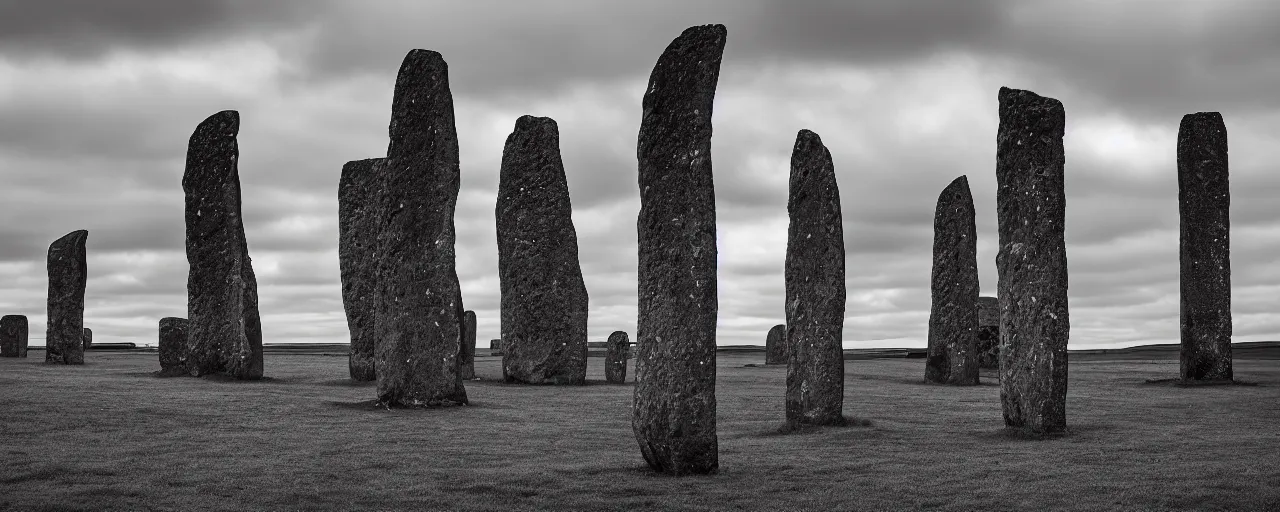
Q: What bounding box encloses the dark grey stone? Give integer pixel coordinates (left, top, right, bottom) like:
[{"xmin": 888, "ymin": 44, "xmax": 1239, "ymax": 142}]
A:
[
  {"xmin": 765, "ymin": 324, "xmax": 786, "ymax": 365},
  {"xmin": 46, "ymin": 230, "xmax": 87, "ymax": 365},
  {"xmin": 1178, "ymin": 112, "xmax": 1232, "ymax": 382},
  {"xmin": 490, "ymin": 339, "xmax": 502, "ymax": 356},
  {"xmin": 976, "ymin": 296, "xmax": 999, "ymax": 370},
  {"xmin": 460, "ymin": 310, "xmax": 476, "ymax": 380},
  {"xmin": 158, "ymin": 317, "xmax": 189, "ymax": 376},
  {"xmin": 606, "ymin": 331, "xmax": 629, "ymax": 383},
  {"xmin": 0, "ymin": 315, "xmax": 28, "ymax": 358},
  {"xmin": 339, "ymin": 157, "xmax": 383, "ymax": 382},
  {"xmin": 926, "ymin": 176, "xmax": 980, "ymax": 386},
  {"xmin": 82, "ymin": 328, "xmax": 92, "ymax": 352}
]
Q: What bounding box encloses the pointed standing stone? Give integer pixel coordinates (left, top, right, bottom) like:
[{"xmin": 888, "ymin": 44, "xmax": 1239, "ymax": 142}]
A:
[
  {"xmin": 183, "ymin": 110, "xmax": 263, "ymax": 380},
  {"xmin": 374, "ymin": 49, "xmax": 467, "ymax": 406},
  {"xmin": 46, "ymin": 230, "xmax": 87, "ymax": 365},
  {"xmin": 785, "ymin": 129, "xmax": 846, "ymax": 427},
  {"xmin": 157, "ymin": 317, "xmax": 189, "ymax": 376},
  {"xmin": 606, "ymin": 331, "xmax": 629, "ymax": 383},
  {"xmin": 460, "ymin": 310, "xmax": 476, "ymax": 380},
  {"xmin": 926, "ymin": 176, "xmax": 980, "ymax": 385},
  {"xmin": 995, "ymin": 87, "xmax": 1070, "ymax": 435},
  {"xmin": 976, "ymin": 296, "xmax": 999, "ymax": 370},
  {"xmin": 496, "ymin": 115, "xmax": 589, "ymax": 385},
  {"xmin": 0, "ymin": 315, "xmax": 28, "ymax": 357},
  {"xmin": 339, "ymin": 157, "xmax": 383, "ymax": 381},
  {"xmin": 633, "ymin": 24, "xmax": 726, "ymax": 476},
  {"xmin": 765, "ymin": 324, "xmax": 786, "ymax": 365},
  {"xmin": 1178, "ymin": 112, "xmax": 1232, "ymax": 382}
]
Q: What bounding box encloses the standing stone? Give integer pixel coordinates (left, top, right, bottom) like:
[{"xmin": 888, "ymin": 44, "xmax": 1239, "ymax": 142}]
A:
[
  {"xmin": 976, "ymin": 296, "xmax": 1000, "ymax": 369},
  {"xmin": 496, "ymin": 115, "xmax": 589, "ymax": 385},
  {"xmin": 1178, "ymin": 112, "xmax": 1232, "ymax": 382},
  {"xmin": 82, "ymin": 328, "xmax": 93, "ymax": 352},
  {"xmin": 926, "ymin": 176, "xmax": 980, "ymax": 386},
  {"xmin": 158, "ymin": 317, "xmax": 189, "ymax": 376},
  {"xmin": 460, "ymin": 310, "xmax": 476, "ymax": 380},
  {"xmin": 373, "ymin": 49, "xmax": 467, "ymax": 406},
  {"xmin": 183, "ymin": 110, "xmax": 263, "ymax": 380},
  {"xmin": 606, "ymin": 331, "xmax": 629, "ymax": 383},
  {"xmin": 633, "ymin": 24, "xmax": 726, "ymax": 475},
  {"xmin": 785, "ymin": 129, "xmax": 846, "ymax": 427},
  {"xmin": 764, "ymin": 324, "xmax": 786, "ymax": 365},
  {"xmin": 490, "ymin": 339, "xmax": 502, "ymax": 356},
  {"xmin": 46, "ymin": 230, "xmax": 87, "ymax": 365},
  {"xmin": 0, "ymin": 315, "xmax": 28, "ymax": 357},
  {"xmin": 339, "ymin": 157, "xmax": 383, "ymax": 381},
  {"xmin": 995, "ymin": 87, "xmax": 1069, "ymax": 435}
]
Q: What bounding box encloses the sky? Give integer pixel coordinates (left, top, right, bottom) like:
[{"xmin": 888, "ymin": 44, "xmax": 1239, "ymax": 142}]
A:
[{"xmin": 2, "ymin": 0, "xmax": 1279, "ymax": 349}]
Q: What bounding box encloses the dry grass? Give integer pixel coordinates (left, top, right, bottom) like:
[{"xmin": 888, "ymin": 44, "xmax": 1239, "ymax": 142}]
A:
[{"xmin": 1, "ymin": 350, "xmax": 1278, "ymax": 511}]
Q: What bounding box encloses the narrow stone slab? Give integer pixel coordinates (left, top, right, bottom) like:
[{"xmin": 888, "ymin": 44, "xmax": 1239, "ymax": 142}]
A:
[
  {"xmin": 633, "ymin": 24, "xmax": 726, "ymax": 475},
  {"xmin": 158, "ymin": 317, "xmax": 189, "ymax": 376},
  {"xmin": 490, "ymin": 339, "xmax": 502, "ymax": 356},
  {"xmin": 339, "ymin": 157, "xmax": 383, "ymax": 382},
  {"xmin": 497, "ymin": 115, "xmax": 589, "ymax": 385},
  {"xmin": 926, "ymin": 176, "xmax": 980, "ymax": 385},
  {"xmin": 81, "ymin": 328, "xmax": 93, "ymax": 352},
  {"xmin": 785, "ymin": 129, "xmax": 846, "ymax": 427},
  {"xmin": 976, "ymin": 296, "xmax": 999, "ymax": 370},
  {"xmin": 1178, "ymin": 112, "xmax": 1232, "ymax": 382},
  {"xmin": 995, "ymin": 87, "xmax": 1069, "ymax": 435},
  {"xmin": 460, "ymin": 310, "xmax": 476, "ymax": 380},
  {"xmin": 0, "ymin": 315, "xmax": 28, "ymax": 357},
  {"xmin": 606, "ymin": 331, "xmax": 629, "ymax": 383},
  {"xmin": 374, "ymin": 49, "xmax": 467, "ymax": 406},
  {"xmin": 764, "ymin": 324, "xmax": 786, "ymax": 365},
  {"xmin": 46, "ymin": 230, "xmax": 87, "ymax": 365}
]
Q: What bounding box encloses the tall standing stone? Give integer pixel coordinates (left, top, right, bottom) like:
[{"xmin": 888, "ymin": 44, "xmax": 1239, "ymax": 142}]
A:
[
  {"xmin": 496, "ymin": 115, "xmax": 589, "ymax": 385},
  {"xmin": 460, "ymin": 310, "xmax": 476, "ymax": 380},
  {"xmin": 764, "ymin": 324, "xmax": 786, "ymax": 365},
  {"xmin": 976, "ymin": 296, "xmax": 1000, "ymax": 369},
  {"xmin": 157, "ymin": 317, "xmax": 189, "ymax": 376},
  {"xmin": 785, "ymin": 129, "xmax": 846, "ymax": 427},
  {"xmin": 183, "ymin": 110, "xmax": 263, "ymax": 380},
  {"xmin": 46, "ymin": 230, "xmax": 87, "ymax": 365},
  {"xmin": 633, "ymin": 24, "xmax": 725, "ymax": 475},
  {"xmin": 339, "ymin": 157, "xmax": 383, "ymax": 381},
  {"xmin": 995, "ymin": 87, "xmax": 1069, "ymax": 435},
  {"xmin": 1178, "ymin": 112, "xmax": 1232, "ymax": 382},
  {"xmin": 606, "ymin": 330, "xmax": 629, "ymax": 383},
  {"xmin": 373, "ymin": 50, "xmax": 467, "ymax": 406},
  {"xmin": 82, "ymin": 328, "xmax": 93, "ymax": 352},
  {"xmin": 0, "ymin": 315, "xmax": 28, "ymax": 357},
  {"xmin": 926, "ymin": 176, "xmax": 980, "ymax": 386}
]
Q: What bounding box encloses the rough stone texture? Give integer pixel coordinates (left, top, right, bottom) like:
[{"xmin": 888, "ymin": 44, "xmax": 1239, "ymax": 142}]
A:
[
  {"xmin": 764, "ymin": 324, "xmax": 786, "ymax": 365},
  {"xmin": 460, "ymin": 310, "xmax": 476, "ymax": 380},
  {"xmin": 496, "ymin": 115, "xmax": 589, "ymax": 385},
  {"xmin": 81, "ymin": 328, "xmax": 93, "ymax": 352},
  {"xmin": 976, "ymin": 296, "xmax": 1000, "ymax": 370},
  {"xmin": 158, "ymin": 317, "xmax": 189, "ymax": 376},
  {"xmin": 183, "ymin": 110, "xmax": 263, "ymax": 380},
  {"xmin": 373, "ymin": 49, "xmax": 467, "ymax": 406},
  {"xmin": 0, "ymin": 315, "xmax": 28, "ymax": 357},
  {"xmin": 339, "ymin": 157, "xmax": 383, "ymax": 382},
  {"xmin": 46, "ymin": 230, "xmax": 88, "ymax": 365},
  {"xmin": 995, "ymin": 87, "xmax": 1070, "ymax": 435},
  {"xmin": 926, "ymin": 176, "xmax": 980, "ymax": 386},
  {"xmin": 606, "ymin": 330, "xmax": 629, "ymax": 383},
  {"xmin": 1178, "ymin": 112, "xmax": 1232, "ymax": 382},
  {"xmin": 490, "ymin": 339, "xmax": 502, "ymax": 356},
  {"xmin": 632, "ymin": 24, "xmax": 725, "ymax": 476},
  {"xmin": 785, "ymin": 129, "xmax": 846, "ymax": 427}
]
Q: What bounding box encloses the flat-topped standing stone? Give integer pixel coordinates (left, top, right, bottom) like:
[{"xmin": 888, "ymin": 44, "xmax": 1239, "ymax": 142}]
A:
[
  {"xmin": 157, "ymin": 317, "xmax": 189, "ymax": 376},
  {"xmin": 46, "ymin": 230, "xmax": 88, "ymax": 365},
  {"xmin": 0, "ymin": 315, "xmax": 28, "ymax": 357},
  {"xmin": 183, "ymin": 110, "xmax": 263, "ymax": 380},
  {"xmin": 339, "ymin": 157, "xmax": 383, "ymax": 382},
  {"xmin": 460, "ymin": 310, "xmax": 476, "ymax": 380},
  {"xmin": 496, "ymin": 115, "xmax": 589, "ymax": 385},
  {"xmin": 606, "ymin": 330, "xmax": 629, "ymax": 383},
  {"xmin": 490, "ymin": 339, "xmax": 502, "ymax": 356},
  {"xmin": 82, "ymin": 328, "xmax": 93, "ymax": 352},
  {"xmin": 373, "ymin": 49, "xmax": 467, "ymax": 406},
  {"xmin": 633, "ymin": 24, "xmax": 726, "ymax": 475},
  {"xmin": 976, "ymin": 296, "xmax": 999, "ymax": 369},
  {"xmin": 785, "ymin": 129, "xmax": 846, "ymax": 427},
  {"xmin": 765, "ymin": 324, "xmax": 786, "ymax": 365},
  {"xmin": 995, "ymin": 87, "xmax": 1070, "ymax": 435},
  {"xmin": 926, "ymin": 176, "xmax": 980, "ymax": 386},
  {"xmin": 1178, "ymin": 112, "xmax": 1232, "ymax": 382}
]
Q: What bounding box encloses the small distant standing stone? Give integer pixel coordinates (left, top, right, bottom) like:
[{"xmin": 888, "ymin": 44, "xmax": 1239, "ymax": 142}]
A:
[
  {"xmin": 490, "ymin": 339, "xmax": 502, "ymax": 356},
  {"xmin": 1178, "ymin": 112, "xmax": 1232, "ymax": 382},
  {"xmin": 460, "ymin": 310, "xmax": 477, "ymax": 380},
  {"xmin": 158, "ymin": 317, "xmax": 189, "ymax": 376},
  {"xmin": 926, "ymin": 176, "xmax": 980, "ymax": 386},
  {"xmin": 606, "ymin": 331, "xmax": 629, "ymax": 383},
  {"xmin": 0, "ymin": 315, "xmax": 28, "ymax": 358},
  {"xmin": 765, "ymin": 324, "xmax": 786, "ymax": 365},
  {"xmin": 976, "ymin": 296, "xmax": 999, "ymax": 369},
  {"xmin": 339, "ymin": 157, "xmax": 384, "ymax": 382},
  {"xmin": 82, "ymin": 328, "xmax": 93, "ymax": 352},
  {"xmin": 46, "ymin": 230, "xmax": 88, "ymax": 365}
]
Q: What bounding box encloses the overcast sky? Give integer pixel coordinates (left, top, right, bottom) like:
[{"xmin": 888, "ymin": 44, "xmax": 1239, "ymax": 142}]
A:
[{"xmin": 2, "ymin": 0, "xmax": 1279, "ymax": 349}]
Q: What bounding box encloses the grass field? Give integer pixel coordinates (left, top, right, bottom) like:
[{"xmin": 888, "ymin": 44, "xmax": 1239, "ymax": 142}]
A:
[{"xmin": 2, "ymin": 349, "xmax": 1278, "ymax": 511}]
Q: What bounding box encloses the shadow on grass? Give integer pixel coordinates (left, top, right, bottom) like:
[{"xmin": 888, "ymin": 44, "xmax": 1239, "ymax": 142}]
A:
[
  {"xmin": 315, "ymin": 378, "xmax": 377, "ymax": 387},
  {"xmin": 1142, "ymin": 378, "xmax": 1261, "ymax": 387},
  {"xmin": 763, "ymin": 416, "xmax": 874, "ymax": 436},
  {"xmin": 327, "ymin": 399, "xmax": 481, "ymax": 411},
  {"xmin": 974, "ymin": 423, "xmax": 1115, "ymax": 442}
]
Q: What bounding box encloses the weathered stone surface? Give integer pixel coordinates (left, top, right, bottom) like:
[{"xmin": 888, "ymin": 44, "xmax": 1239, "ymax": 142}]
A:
[
  {"xmin": 606, "ymin": 331, "xmax": 629, "ymax": 383},
  {"xmin": 496, "ymin": 115, "xmax": 589, "ymax": 385},
  {"xmin": 633, "ymin": 24, "xmax": 725, "ymax": 476},
  {"xmin": 339, "ymin": 157, "xmax": 383, "ymax": 382},
  {"xmin": 46, "ymin": 230, "xmax": 87, "ymax": 365},
  {"xmin": 490, "ymin": 339, "xmax": 502, "ymax": 356},
  {"xmin": 995, "ymin": 87, "xmax": 1070, "ymax": 435},
  {"xmin": 765, "ymin": 324, "xmax": 786, "ymax": 365},
  {"xmin": 460, "ymin": 310, "xmax": 476, "ymax": 380},
  {"xmin": 82, "ymin": 328, "xmax": 93, "ymax": 352},
  {"xmin": 373, "ymin": 49, "xmax": 467, "ymax": 406},
  {"xmin": 785, "ymin": 129, "xmax": 846, "ymax": 427},
  {"xmin": 158, "ymin": 317, "xmax": 189, "ymax": 376},
  {"xmin": 1178, "ymin": 112, "xmax": 1232, "ymax": 382},
  {"xmin": 183, "ymin": 110, "xmax": 263, "ymax": 380},
  {"xmin": 926, "ymin": 176, "xmax": 980, "ymax": 386},
  {"xmin": 976, "ymin": 296, "xmax": 999, "ymax": 370},
  {"xmin": 0, "ymin": 315, "xmax": 28, "ymax": 357}
]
